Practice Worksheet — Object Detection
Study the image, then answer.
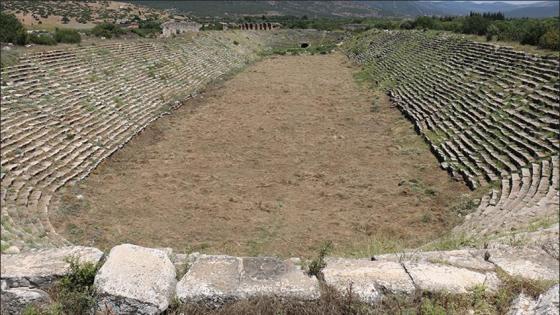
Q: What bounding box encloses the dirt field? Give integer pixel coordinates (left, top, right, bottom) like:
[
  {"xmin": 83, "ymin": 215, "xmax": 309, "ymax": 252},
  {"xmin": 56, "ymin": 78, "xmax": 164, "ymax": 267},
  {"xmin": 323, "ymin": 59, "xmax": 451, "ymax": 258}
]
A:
[{"xmin": 51, "ymin": 52, "xmax": 471, "ymax": 258}]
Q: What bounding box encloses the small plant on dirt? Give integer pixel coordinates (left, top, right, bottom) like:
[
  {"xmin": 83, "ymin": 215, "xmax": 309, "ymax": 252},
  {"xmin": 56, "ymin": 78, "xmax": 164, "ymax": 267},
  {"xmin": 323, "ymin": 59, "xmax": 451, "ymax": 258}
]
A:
[
  {"xmin": 370, "ymin": 100, "xmax": 380, "ymax": 112},
  {"xmin": 421, "ymin": 212, "xmax": 432, "ymax": 223},
  {"xmin": 48, "ymin": 256, "xmax": 99, "ymax": 314},
  {"xmin": 233, "ymin": 40, "xmax": 239, "ymax": 45},
  {"xmin": 113, "ymin": 96, "xmax": 124, "ymax": 108},
  {"xmin": 306, "ymin": 241, "xmax": 333, "ymax": 279},
  {"xmin": 65, "ymin": 132, "xmax": 75, "ymax": 141},
  {"xmin": 449, "ymin": 195, "xmax": 478, "ymax": 216}
]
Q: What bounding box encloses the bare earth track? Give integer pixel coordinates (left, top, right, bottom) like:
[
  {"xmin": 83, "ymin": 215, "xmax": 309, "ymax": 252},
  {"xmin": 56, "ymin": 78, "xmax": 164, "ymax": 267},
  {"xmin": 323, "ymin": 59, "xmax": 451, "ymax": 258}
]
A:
[{"xmin": 52, "ymin": 53, "xmax": 471, "ymax": 257}]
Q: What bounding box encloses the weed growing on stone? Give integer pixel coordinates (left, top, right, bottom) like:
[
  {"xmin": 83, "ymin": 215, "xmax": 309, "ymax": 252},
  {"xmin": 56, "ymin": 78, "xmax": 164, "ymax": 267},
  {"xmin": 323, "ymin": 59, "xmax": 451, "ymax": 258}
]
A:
[
  {"xmin": 49, "ymin": 256, "xmax": 99, "ymax": 314},
  {"xmin": 23, "ymin": 257, "xmax": 99, "ymax": 315},
  {"xmin": 305, "ymin": 241, "xmax": 333, "ymax": 279}
]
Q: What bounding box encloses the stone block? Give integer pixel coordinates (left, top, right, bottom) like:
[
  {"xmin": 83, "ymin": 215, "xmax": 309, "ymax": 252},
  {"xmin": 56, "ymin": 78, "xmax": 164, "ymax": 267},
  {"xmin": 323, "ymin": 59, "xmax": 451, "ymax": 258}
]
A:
[
  {"xmin": 489, "ymin": 248, "xmax": 559, "ymax": 281},
  {"xmin": 94, "ymin": 244, "xmax": 177, "ymax": 315},
  {"xmin": 404, "ymin": 262, "xmax": 500, "ymax": 294},
  {"xmin": 176, "ymin": 255, "xmax": 319, "ymax": 307},
  {"xmin": 0, "ymin": 246, "xmax": 103, "ymax": 289},
  {"xmin": 323, "ymin": 258, "xmax": 414, "ymax": 303},
  {"xmin": 0, "ymin": 287, "xmax": 52, "ymax": 315}
]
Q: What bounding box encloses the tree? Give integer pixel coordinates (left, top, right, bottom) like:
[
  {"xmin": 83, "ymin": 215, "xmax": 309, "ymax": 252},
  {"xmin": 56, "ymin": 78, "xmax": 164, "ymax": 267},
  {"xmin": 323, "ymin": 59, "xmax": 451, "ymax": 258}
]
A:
[
  {"xmin": 462, "ymin": 13, "xmax": 489, "ymax": 35},
  {"xmin": 414, "ymin": 16, "xmax": 435, "ymax": 30}
]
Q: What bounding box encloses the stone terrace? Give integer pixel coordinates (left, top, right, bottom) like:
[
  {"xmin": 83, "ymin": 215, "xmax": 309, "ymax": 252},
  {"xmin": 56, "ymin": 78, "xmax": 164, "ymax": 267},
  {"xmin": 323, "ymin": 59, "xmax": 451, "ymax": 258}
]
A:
[
  {"xmin": 345, "ymin": 30, "xmax": 559, "ymax": 246},
  {"xmin": 0, "ymin": 30, "xmax": 337, "ymax": 251}
]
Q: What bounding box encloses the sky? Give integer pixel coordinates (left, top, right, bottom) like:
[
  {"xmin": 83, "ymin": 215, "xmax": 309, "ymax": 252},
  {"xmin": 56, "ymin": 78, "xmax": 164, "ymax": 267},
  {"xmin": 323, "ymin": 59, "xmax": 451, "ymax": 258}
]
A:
[{"xmin": 471, "ymin": 1, "xmax": 546, "ymax": 3}]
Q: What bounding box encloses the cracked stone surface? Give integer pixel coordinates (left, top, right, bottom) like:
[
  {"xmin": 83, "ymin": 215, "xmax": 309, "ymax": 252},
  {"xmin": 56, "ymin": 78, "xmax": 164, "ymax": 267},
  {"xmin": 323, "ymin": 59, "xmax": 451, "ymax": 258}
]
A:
[
  {"xmin": 375, "ymin": 249, "xmax": 495, "ymax": 271},
  {"xmin": 0, "ymin": 287, "xmax": 52, "ymax": 315},
  {"xmin": 488, "ymin": 248, "xmax": 559, "ymax": 281},
  {"xmin": 507, "ymin": 293, "xmax": 537, "ymax": 315},
  {"xmin": 403, "ymin": 262, "xmax": 500, "ymax": 294},
  {"xmin": 94, "ymin": 244, "xmax": 177, "ymax": 315},
  {"xmin": 535, "ymin": 284, "xmax": 559, "ymax": 315},
  {"xmin": 322, "ymin": 258, "xmax": 414, "ymax": 303},
  {"xmin": 176, "ymin": 254, "xmax": 319, "ymax": 307},
  {"xmin": 0, "ymin": 246, "xmax": 103, "ymax": 289}
]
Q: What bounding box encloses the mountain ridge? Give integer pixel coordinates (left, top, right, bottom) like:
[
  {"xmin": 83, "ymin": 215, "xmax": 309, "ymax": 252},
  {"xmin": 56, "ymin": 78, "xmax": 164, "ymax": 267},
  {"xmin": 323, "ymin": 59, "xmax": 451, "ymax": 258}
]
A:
[{"xmin": 127, "ymin": 1, "xmax": 560, "ymax": 18}]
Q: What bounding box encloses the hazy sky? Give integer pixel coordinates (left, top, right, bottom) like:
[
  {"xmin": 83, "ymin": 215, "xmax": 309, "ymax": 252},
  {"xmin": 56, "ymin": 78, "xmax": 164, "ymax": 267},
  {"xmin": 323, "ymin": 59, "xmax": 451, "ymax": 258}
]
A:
[{"xmin": 471, "ymin": 1, "xmax": 546, "ymax": 3}]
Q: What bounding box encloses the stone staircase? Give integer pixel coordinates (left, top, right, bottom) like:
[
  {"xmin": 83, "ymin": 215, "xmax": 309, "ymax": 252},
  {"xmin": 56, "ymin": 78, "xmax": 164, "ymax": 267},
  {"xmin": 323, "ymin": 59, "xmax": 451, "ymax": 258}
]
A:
[
  {"xmin": 345, "ymin": 30, "xmax": 559, "ymax": 240},
  {"xmin": 0, "ymin": 30, "xmax": 335, "ymax": 251}
]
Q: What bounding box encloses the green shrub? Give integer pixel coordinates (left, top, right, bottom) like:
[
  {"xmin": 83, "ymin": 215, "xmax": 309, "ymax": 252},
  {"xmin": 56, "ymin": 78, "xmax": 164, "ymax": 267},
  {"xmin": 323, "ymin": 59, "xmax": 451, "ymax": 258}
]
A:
[
  {"xmin": 306, "ymin": 241, "xmax": 333, "ymax": 278},
  {"xmin": 90, "ymin": 23, "xmax": 125, "ymax": 38},
  {"xmin": 0, "ymin": 12, "xmax": 27, "ymax": 45},
  {"xmin": 539, "ymin": 29, "xmax": 560, "ymax": 50},
  {"xmin": 29, "ymin": 33, "xmax": 57, "ymax": 45},
  {"xmin": 521, "ymin": 21, "xmax": 547, "ymax": 46},
  {"xmin": 15, "ymin": 29, "xmax": 28, "ymax": 45},
  {"xmin": 486, "ymin": 24, "xmax": 499, "ymax": 42},
  {"xmin": 400, "ymin": 20, "xmax": 414, "ymax": 30},
  {"xmin": 50, "ymin": 256, "xmax": 99, "ymax": 314},
  {"xmin": 54, "ymin": 28, "xmax": 81, "ymax": 44}
]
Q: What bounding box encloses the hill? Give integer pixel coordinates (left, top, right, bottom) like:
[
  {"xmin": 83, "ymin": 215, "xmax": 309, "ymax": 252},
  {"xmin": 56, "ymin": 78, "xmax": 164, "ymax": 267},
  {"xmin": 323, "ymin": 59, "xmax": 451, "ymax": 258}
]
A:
[
  {"xmin": 127, "ymin": 1, "xmax": 560, "ymax": 18},
  {"xmin": 0, "ymin": 0, "xmax": 170, "ymax": 30}
]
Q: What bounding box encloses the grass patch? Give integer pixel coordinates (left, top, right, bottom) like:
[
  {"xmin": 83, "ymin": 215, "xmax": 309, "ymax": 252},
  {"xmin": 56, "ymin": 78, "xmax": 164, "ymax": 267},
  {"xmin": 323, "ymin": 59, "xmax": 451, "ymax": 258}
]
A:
[
  {"xmin": 448, "ymin": 194, "xmax": 478, "ymax": 216},
  {"xmin": 421, "ymin": 233, "xmax": 481, "ymax": 251},
  {"xmin": 1, "ymin": 48, "xmax": 19, "ymax": 68},
  {"xmin": 259, "ymin": 43, "xmax": 337, "ymax": 57},
  {"xmin": 332, "ymin": 231, "xmax": 412, "ymax": 259},
  {"xmin": 526, "ymin": 216, "xmax": 557, "ymax": 232}
]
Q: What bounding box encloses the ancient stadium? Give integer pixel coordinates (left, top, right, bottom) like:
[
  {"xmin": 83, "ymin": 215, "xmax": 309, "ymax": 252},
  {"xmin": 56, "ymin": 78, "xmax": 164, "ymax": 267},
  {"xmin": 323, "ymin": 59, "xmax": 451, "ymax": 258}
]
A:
[{"xmin": 0, "ymin": 1, "xmax": 559, "ymax": 314}]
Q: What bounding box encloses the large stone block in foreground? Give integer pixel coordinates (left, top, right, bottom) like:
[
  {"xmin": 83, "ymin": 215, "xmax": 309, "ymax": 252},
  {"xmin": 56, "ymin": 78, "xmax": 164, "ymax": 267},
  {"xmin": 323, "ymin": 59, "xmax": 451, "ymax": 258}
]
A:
[
  {"xmin": 322, "ymin": 258, "xmax": 414, "ymax": 303},
  {"xmin": 488, "ymin": 248, "xmax": 559, "ymax": 281},
  {"xmin": 94, "ymin": 244, "xmax": 176, "ymax": 315},
  {"xmin": 176, "ymin": 254, "xmax": 319, "ymax": 306},
  {"xmin": 404, "ymin": 262, "xmax": 500, "ymax": 294},
  {"xmin": 535, "ymin": 284, "xmax": 559, "ymax": 315},
  {"xmin": 375, "ymin": 249, "xmax": 495, "ymax": 271},
  {"xmin": 0, "ymin": 246, "xmax": 103, "ymax": 289}
]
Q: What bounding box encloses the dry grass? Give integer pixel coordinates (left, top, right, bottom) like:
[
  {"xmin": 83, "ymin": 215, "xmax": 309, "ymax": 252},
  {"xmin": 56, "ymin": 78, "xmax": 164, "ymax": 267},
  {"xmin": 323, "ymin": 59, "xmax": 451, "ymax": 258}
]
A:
[{"xmin": 51, "ymin": 53, "xmax": 471, "ymax": 257}]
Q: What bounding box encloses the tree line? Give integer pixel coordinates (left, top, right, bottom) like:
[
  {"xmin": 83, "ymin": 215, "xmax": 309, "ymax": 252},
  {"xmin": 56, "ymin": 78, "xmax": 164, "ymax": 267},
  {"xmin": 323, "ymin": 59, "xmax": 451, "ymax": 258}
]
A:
[{"xmin": 400, "ymin": 14, "xmax": 559, "ymax": 50}]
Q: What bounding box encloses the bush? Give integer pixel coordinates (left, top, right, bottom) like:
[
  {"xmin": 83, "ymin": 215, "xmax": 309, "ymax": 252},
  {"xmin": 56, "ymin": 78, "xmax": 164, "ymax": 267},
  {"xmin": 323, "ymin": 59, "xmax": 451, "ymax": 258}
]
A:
[
  {"xmin": 306, "ymin": 241, "xmax": 333, "ymax": 279},
  {"xmin": 486, "ymin": 24, "xmax": 499, "ymax": 42},
  {"xmin": 50, "ymin": 256, "xmax": 99, "ymax": 314},
  {"xmin": 0, "ymin": 12, "xmax": 27, "ymax": 44},
  {"xmin": 15, "ymin": 28, "xmax": 28, "ymax": 45},
  {"xmin": 521, "ymin": 21, "xmax": 547, "ymax": 46},
  {"xmin": 90, "ymin": 22, "xmax": 125, "ymax": 38},
  {"xmin": 29, "ymin": 33, "xmax": 57, "ymax": 45},
  {"xmin": 400, "ymin": 20, "xmax": 414, "ymax": 30},
  {"xmin": 54, "ymin": 28, "xmax": 81, "ymax": 43},
  {"xmin": 539, "ymin": 29, "xmax": 560, "ymax": 50}
]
